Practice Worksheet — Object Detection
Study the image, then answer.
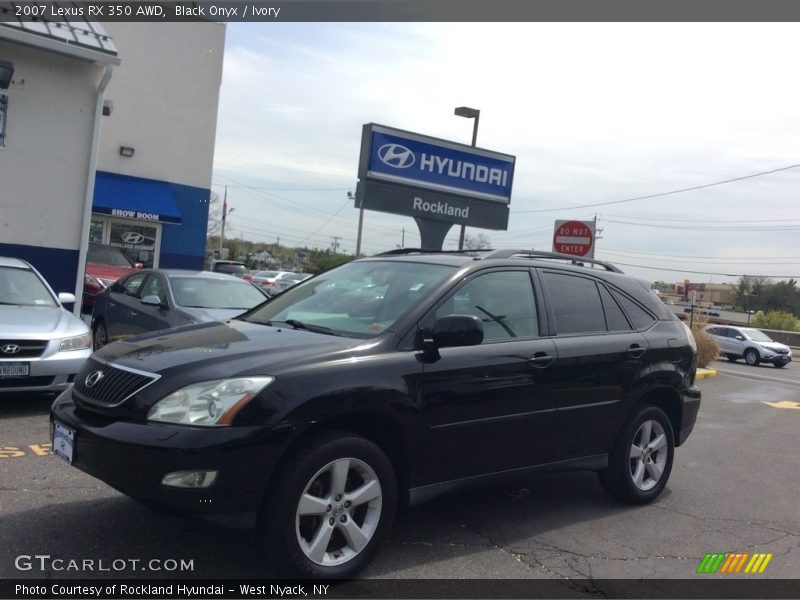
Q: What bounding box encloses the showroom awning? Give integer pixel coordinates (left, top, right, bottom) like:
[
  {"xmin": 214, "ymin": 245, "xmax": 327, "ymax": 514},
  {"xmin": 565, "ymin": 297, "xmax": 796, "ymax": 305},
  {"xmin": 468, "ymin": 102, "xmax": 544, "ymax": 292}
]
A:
[{"xmin": 93, "ymin": 172, "xmax": 182, "ymax": 224}]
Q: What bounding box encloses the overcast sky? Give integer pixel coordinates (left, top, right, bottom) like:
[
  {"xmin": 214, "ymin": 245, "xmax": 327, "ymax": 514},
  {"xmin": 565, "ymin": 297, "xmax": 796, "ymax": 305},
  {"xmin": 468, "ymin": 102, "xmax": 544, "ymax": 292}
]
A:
[{"xmin": 211, "ymin": 22, "xmax": 800, "ymax": 284}]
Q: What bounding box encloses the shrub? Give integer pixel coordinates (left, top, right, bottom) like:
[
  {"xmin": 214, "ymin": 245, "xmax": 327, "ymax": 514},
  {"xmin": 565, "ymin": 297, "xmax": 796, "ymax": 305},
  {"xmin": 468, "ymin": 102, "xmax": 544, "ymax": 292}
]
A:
[
  {"xmin": 691, "ymin": 326, "xmax": 719, "ymax": 368},
  {"xmin": 751, "ymin": 310, "xmax": 799, "ymax": 332}
]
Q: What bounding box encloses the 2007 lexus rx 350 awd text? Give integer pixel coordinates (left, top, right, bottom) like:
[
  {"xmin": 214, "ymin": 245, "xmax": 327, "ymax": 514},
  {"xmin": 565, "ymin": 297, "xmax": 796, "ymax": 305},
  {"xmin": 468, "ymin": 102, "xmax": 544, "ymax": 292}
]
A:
[{"xmin": 51, "ymin": 250, "xmax": 701, "ymax": 578}]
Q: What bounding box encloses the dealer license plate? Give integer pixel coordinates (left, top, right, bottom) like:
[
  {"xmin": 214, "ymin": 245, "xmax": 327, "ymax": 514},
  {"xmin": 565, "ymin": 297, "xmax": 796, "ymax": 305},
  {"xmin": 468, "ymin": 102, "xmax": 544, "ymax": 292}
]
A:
[
  {"xmin": 53, "ymin": 421, "xmax": 75, "ymax": 464},
  {"xmin": 0, "ymin": 362, "xmax": 29, "ymax": 377}
]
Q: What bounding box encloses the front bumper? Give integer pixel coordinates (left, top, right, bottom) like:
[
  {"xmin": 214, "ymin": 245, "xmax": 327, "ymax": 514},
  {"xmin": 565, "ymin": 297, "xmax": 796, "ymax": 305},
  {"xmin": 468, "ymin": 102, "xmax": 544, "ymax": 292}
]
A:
[
  {"xmin": 50, "ymin": 388, "xmax": 284, "ymax": 527},
  {"xmin": 677, "ymin": 385, "xmax": 701, "ymax": 446}
]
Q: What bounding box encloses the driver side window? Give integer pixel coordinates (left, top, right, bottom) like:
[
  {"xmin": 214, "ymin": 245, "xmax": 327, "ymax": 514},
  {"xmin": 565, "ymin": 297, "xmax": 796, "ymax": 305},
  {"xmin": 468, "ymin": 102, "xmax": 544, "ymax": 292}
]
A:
[{"xmin": 435, "ymin": 271, "xmax": 538, "ymax": 342}]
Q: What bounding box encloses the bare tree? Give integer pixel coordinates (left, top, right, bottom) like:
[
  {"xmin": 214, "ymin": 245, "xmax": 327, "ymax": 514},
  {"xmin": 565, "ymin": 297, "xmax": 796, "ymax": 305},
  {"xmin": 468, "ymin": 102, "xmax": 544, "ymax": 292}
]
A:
[{"xmin": 464, "ymin": 233, "xmax": 492, "ymax": 250}]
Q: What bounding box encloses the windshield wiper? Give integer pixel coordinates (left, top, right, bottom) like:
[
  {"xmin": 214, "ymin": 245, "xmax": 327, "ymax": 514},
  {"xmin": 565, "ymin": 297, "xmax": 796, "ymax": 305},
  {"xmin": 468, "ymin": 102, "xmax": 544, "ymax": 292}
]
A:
[{"xmin": 266, "ymin": 319, "xmax": 344, "ymax": 337}]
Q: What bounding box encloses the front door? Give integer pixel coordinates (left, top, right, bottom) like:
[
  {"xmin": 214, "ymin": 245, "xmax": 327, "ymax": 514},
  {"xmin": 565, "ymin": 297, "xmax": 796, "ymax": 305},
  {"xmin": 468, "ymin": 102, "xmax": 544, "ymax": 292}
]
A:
[{"xmin": 417, "ymin": 269, "xmax": 560, "ymax": 484}]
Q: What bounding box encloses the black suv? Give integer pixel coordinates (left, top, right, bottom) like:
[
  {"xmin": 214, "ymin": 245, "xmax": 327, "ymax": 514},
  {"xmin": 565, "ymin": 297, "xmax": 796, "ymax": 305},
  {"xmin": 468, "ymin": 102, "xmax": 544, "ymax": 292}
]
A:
[{"xmin": 51, "ymin": 250, "xmax": 700, "ymax": 578}]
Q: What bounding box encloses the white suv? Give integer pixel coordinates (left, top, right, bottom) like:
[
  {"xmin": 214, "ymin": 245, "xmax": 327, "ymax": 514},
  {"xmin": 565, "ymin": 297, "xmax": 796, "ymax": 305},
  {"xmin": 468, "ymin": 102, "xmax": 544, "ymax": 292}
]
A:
[{"xmin": 704, "ymin": 325, "xmax": 792, "ymax": 368}]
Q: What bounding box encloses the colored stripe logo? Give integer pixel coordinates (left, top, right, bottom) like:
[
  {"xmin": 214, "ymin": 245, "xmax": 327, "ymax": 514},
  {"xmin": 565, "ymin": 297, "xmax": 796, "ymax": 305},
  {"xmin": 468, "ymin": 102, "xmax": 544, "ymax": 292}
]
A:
[{"xmin": 696, "ymin": 552, "xmax": 773, "ymax": 574}]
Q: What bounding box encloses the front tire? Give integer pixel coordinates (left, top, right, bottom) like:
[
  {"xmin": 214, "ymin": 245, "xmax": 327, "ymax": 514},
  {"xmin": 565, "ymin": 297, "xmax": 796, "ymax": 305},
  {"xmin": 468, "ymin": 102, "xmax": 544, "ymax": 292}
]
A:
[
  {"xmin": 744, "ymin": 349, "xmax": 760, "ymax": 366},
  {"xmin": 260, "ymin": 431, "xmax": 397, "ymax": 578},
  {"xmin": 598, "ymin": 405, "xmax": 674, "ymax": 504},
  {"xmin": 773, "ymin": 362, "xmax": 787, "ymax": 368},
  {"xmin": 93, "ymin": 320, "xmax": 108, "ymax": 351}
]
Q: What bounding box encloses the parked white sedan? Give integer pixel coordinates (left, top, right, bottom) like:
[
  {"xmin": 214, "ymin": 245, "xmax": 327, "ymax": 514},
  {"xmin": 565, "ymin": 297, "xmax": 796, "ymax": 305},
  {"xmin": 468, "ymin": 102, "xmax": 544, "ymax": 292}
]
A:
[{"xmin": 0, "ymin": 257, "xmax": 92, "ymax": 393}]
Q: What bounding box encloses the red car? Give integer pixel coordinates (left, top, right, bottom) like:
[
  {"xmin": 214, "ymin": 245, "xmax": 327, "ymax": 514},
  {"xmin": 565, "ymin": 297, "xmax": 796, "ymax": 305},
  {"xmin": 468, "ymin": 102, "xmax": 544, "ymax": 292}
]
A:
[{"xmin": 82, "ymin": 243, "xmax": 141, "ymax": 313}]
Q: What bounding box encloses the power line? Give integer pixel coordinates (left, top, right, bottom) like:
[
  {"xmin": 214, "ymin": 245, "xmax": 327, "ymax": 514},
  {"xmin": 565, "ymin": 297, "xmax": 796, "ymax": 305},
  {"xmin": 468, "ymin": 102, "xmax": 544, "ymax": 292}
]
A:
[
  {"xmin": 604, "ymin": 219, "xmax": 800, "ymax": 231},
  {"xmin": 512, "ymin": 162, "xmax": 800, "ymax": 214},
  {"xmin": 606, "ymin": 260, "xmax": 799, "ymax": 278}
]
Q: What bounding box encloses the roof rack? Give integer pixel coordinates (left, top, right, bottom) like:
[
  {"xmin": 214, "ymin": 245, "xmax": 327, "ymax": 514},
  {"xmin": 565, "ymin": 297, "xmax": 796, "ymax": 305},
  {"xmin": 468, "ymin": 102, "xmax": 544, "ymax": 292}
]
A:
[
  {"xmin": 374, "ymin": 248, "xmax": 479, "ymax": 256},
  {"xmin": 480, "ymin": 249, "xmax": 624, "ymax": 273}
]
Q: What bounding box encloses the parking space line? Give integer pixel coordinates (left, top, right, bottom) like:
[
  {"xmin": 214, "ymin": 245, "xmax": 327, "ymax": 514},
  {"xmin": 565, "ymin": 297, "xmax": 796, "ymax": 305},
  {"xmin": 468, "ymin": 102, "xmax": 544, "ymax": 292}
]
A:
[{"xmin": 714, "ymin": 368, "xmax": 800, "ymax": 387}]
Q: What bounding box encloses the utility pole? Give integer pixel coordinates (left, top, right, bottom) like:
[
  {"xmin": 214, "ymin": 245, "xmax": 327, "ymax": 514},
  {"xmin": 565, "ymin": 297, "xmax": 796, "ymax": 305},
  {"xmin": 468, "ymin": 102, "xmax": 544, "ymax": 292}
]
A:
[
  {"xmin": 218, "ymin": 186, "xmax": 228, "ymax": 256},
  {"xmin": 331, "ymin": 236, "xmax": 341, "ymax": 253},
  {"xmin": 401, "ymin": 227, "xmax": 405, "ymax": 248}
]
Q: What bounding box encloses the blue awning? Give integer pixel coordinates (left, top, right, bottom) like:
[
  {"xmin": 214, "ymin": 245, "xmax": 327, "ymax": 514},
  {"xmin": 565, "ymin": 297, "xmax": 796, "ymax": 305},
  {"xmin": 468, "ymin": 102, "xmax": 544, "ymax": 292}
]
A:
[{"xmin": 93, "ymin": 172, "xmax": 182, "ymax": 224}]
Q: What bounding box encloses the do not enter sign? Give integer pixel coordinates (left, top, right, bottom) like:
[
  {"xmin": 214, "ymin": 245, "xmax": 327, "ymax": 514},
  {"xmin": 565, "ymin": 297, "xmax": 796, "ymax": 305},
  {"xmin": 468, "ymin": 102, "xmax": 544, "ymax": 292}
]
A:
[{"xmin": 553, "ymin": 220, "xmax": 595, "ymax": 258}]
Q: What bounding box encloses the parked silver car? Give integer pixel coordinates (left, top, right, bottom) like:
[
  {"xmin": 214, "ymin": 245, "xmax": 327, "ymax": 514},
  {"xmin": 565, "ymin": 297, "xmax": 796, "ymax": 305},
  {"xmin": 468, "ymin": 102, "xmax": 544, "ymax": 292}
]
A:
[
  {"xmin": 0, "ymin": 257, "xmax": 92, "ymax": 393},
  {"xmin": 704, "ymin": 325, "xmax": 792, "ymax": 368}
]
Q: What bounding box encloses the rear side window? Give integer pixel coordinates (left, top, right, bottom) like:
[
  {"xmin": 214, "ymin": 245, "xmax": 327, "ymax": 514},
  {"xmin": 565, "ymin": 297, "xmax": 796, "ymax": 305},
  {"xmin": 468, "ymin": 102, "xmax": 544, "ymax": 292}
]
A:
[
  {"xmin": 611, "ymin": 290, "xmax": 656, "ymax": 330},
  {"xmin": 598, "ymin": 284, "xmax": 632, "ymax": 331},
  {"xmin": 542, "ymin": 272, "xmax": 606, "ymax": 334}
]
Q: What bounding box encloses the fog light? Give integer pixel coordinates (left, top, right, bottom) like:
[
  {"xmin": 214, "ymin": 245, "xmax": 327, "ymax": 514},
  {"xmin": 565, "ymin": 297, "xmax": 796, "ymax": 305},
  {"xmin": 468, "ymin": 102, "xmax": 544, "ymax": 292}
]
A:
[{"xmin": 161, "ymin": 470, "xmax": 218, "ymax": 489}]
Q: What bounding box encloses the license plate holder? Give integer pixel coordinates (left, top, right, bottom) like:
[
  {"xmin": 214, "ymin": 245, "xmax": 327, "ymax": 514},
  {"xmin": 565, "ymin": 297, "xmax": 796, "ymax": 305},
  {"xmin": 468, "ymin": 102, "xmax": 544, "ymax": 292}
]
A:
[
  {"xmin": 52, "ymin": 421, "xmax": 75, "ymax": 464},
  {"xmin": 0, "ymin": 361, "xmax": 29, "ymax": 378}
]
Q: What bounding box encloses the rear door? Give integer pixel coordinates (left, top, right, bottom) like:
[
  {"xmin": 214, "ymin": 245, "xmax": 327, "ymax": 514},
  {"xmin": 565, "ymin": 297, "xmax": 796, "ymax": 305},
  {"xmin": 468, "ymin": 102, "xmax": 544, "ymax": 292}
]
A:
[{"xmin": 540, "ymin": 270, "xmax": 651, "ymax": 461}]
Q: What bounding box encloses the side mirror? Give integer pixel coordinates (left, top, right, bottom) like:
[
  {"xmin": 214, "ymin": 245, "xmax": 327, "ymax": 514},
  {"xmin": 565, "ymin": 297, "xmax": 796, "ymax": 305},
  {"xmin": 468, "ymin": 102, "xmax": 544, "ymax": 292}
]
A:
[
  {"xmin": 58, "ymin": 292, "xmax": 76, "ymax": 304},
  {"xmin": 735, "ymin": 335, "xmax": 745, "ymax": 341},
  {"xmin": 141, "ymin": 295, "xmax": 165, "ymax": 307},
  {"xmin": 134, "ymin": 262, "xmax": 144, "ymax": 269},
  {"xmin": 431, "ymin": 314, "xmax": 484, "ymax": 348}
]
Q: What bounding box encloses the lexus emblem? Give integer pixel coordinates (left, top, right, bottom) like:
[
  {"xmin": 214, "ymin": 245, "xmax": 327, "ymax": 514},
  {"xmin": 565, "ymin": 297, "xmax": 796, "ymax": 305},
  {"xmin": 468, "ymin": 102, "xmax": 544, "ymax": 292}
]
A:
[
  {"xmin": 85, "ymin": 370, "xmax": 105, "ymax": 388},
  {"xmin": 378, "ymin": 143, "xmax": 415, "ymax": 169},
  {"xmin": 1, "ymin": 344, "xmax": 21, "ymax": 354},
  {"xmin": 121, "ymin": 232, "xmax": 145, "ymax": 244}
]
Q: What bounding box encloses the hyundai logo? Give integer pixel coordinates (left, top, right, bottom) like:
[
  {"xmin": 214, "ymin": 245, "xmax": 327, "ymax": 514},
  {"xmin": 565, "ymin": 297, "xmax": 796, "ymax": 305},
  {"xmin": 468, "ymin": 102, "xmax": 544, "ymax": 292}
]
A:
[
  {"xmin": 1, "ymin": 344, "xmax": 21, "ymax": 354},
  {"xmin": 121, "ymin": 232, "xmax": 145, "ymax": 244},
  {"xmin": 85, "ymin": 370, "xmax": 105, "ymax": 388},
  {"xmin": 378, "ymin": 143, "xmax": 415, "ymax": 169}
]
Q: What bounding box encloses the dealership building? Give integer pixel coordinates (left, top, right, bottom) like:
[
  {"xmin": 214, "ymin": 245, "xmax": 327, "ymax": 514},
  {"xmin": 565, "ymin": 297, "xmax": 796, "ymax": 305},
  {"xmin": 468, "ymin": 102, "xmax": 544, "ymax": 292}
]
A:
[{"xmin": 0, "ymin": 17, "xmax": 225, "ymax": 312}]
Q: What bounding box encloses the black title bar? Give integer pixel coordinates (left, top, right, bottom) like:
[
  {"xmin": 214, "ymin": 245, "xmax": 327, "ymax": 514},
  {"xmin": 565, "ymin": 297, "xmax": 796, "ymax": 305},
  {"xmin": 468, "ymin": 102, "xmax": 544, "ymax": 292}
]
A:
[{"xmin": 3, "ymin": 0, "xmax": 800, "ymax": 22}]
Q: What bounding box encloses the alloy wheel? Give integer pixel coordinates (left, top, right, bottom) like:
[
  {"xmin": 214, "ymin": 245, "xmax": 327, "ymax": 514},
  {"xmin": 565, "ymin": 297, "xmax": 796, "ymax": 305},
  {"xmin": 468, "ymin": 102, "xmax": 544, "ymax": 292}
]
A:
[
  {"xmin": 628, "ymin": 419, "xmax": 668, "ymax": 491},
  {"xmin": 295, "ymin": 457, "xmax": 383, "ymax": 567}
]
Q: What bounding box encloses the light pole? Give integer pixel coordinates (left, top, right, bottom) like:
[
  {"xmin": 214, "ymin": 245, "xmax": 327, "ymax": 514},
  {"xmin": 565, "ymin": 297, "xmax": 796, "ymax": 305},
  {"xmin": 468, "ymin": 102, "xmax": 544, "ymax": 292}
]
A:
[{"xmin": 454, "ymin": 106, "xmax": 480, "ymax": 251}]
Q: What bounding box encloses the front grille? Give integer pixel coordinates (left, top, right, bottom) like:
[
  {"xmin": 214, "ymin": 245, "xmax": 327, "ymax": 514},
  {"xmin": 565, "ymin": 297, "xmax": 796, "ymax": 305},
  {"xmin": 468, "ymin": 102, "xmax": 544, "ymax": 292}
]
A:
[
  {"xmin": 0, "ymin": 376, "xmax": 54, "ymax": 388},
  {"xmin": 73, "ymin": 357, "xmax": 159, "ymax": 406},
  {"xmin": 0, "ymin": 339, "xmax": 49, "ymax": 358},
  {"xmin": 776, "ymin": 348, "xmax": 789, "ymax": 355}
]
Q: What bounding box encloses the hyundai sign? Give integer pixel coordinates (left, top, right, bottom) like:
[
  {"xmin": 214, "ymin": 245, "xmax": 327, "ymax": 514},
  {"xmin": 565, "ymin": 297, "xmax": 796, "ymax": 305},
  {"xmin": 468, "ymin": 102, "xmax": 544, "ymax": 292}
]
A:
[{"xmin": 357, "ymin": 124, "xmax": 515, "ymax": 231}]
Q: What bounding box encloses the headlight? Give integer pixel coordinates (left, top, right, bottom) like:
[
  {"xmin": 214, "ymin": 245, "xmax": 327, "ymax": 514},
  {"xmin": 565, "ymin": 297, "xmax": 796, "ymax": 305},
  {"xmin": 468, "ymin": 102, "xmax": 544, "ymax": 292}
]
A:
[
  {"xmin": 84, "ymin": 274, "xmax": 106, "ymax": 289},
  {"xmin": 682, "ymin": 322, "xmax": 697, "ymax": 353},
  {"xmin": 59, "ymin": 333, "xmax": 92, "ymax": 352},
  {"xmin": 147, "ymin": 377, "xmax": 274, "ymax": 427}
]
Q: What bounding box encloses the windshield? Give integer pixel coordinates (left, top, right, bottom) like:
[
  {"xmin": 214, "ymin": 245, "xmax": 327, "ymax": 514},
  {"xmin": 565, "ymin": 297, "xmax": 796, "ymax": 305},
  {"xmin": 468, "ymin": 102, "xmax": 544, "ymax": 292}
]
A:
[
  {"xmin": 87, "ymin": 244, "xmax": 134, "ymax": 267},
  {"xmin": 0, "ymin": 267, "xmax": 57, "ymax": 307},
  {"xmin": 171, "ymin": 277, "xmax": 266, "ymax": 310},
  {"xmin": 242, "ymin": 260, "xmax": 455, "ymax": 338},
  {"xmin": 742, "ymin": 329, "xmax": 774, "ymax": 343}
]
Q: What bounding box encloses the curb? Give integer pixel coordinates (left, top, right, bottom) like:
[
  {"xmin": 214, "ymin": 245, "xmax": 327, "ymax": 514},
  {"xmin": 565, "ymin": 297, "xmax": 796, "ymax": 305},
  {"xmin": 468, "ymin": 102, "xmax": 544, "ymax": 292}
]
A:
[{"xmin": 695, "ymin": 368, "xmax": 718, "ymax": 380}]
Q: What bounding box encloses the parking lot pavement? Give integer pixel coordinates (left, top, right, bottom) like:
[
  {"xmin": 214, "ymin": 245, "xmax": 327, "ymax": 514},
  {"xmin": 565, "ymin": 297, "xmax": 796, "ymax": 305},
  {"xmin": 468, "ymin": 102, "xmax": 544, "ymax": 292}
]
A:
[{"xmin": 1, "ymin": 373, "xmax": 798, "ymax": 582}]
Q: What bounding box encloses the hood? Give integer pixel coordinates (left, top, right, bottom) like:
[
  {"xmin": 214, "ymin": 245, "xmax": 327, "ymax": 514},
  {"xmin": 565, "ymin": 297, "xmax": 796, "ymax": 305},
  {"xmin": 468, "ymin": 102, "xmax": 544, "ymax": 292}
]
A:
[
  {"xmin": 758, "ymin": 341, "xmax": 790, "ymax": 352},
  {"xmin": 86, "ymin": 262, "xmax": 133, "ymax": 280},
  {"xmin": 95, "ymin": 320, "xmax": 369, "ymax": 376},
  {"xmin": 0, "ymin": 305, "xmax": 88, "ymax": 339}
]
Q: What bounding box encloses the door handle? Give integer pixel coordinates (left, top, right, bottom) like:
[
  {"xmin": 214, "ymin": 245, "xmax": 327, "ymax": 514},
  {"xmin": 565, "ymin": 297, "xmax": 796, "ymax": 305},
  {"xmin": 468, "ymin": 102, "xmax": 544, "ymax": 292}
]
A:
[
  {"xmin": 626, "ymin": 344, "xmax": 646, "ymax": 358},
  {"xmin": 529, "ymin": 353, "xmax": 554, "ymax": 368},
  {"xmin": 129, "ymin": 310, "xmax": 139, "ymax": 317}
]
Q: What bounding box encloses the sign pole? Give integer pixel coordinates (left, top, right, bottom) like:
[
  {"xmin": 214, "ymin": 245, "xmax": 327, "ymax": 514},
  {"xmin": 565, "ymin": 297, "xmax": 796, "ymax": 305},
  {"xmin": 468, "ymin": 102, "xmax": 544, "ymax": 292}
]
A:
[{"xmin": 457, "ymin": 111, "xmax": 480, "ymax": 250}]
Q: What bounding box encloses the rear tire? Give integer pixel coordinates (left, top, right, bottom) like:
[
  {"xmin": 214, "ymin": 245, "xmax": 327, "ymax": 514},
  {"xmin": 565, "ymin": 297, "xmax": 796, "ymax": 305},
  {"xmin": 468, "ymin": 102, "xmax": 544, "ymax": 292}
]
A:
[
  {"xmin": 726, "ymin": 354, "xmax": 738, "ymax": 362},
  {"xmin": 260, "ymin": 431, "xmax": 397, "ymax": 578},
  {"xmin": 598, "ymin": 405, "xmax": 674, "ymax": 504}
]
